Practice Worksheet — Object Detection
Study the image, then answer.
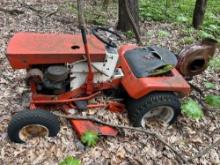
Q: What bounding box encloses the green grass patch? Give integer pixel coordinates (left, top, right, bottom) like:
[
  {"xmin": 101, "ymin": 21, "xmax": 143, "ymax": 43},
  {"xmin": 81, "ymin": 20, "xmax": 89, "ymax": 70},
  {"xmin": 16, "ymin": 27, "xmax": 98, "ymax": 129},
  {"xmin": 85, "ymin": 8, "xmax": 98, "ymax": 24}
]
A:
[
  {"xmin": 204, "ymin": 82, "xmax": 216, "ymax": 89},
  {"xmin": 59, "ymin": 156, "xmax": 81, "ymax": 165},
  {"xmin": 124, "ymin": 30, "xmax": 135, "ymax": 39},
  {"xmin": 208, "ymin": 57, "xmax": 220, "ymax": 71},
  {"xmin": 205, "ymin": 95, "xmax": 220, "ymax": 108},
  {"xmin": 140, "ymin": 0, "xmax": 220, "ymax": 40}
]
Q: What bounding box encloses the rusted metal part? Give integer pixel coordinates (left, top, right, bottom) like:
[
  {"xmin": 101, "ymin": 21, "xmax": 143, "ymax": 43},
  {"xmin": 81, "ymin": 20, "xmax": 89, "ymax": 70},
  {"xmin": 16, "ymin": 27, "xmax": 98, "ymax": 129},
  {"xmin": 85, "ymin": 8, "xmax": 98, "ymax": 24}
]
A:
[
  {"xmin": 118, "ymin": 44, "xmax": 191, "ymax": 99},
  {"xmin": 31, "ymin": 91, "xmax": 101, "ymax": 104},
  {"xmin": 69, "ymin": 120, "xmax": 118, "ymax": 137},
  {"xmin": 26, "ymin": 68, "xmax": 43, "ymax": 83},
  {"xmin": 62, "ymin": 104, "xmax": 118, "ymax": 137},
  {"xmin": 177, "ymin": 38, "xmax": 218, "ymax": 77},
  {"xmin": 108, "ymin": 101, "xmax": 125, "ymax": 113},
  {"xmin": 6, "ymin": 33, "xmax": 106, "ymax": 69}
]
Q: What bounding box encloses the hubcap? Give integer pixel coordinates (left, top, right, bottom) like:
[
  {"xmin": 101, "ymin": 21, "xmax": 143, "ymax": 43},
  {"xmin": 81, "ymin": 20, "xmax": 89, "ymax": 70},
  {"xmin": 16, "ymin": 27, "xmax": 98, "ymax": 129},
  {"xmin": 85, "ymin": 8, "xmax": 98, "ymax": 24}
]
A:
[
  {"xmin": 19, "ymin": 124, "xmax": 49, "ymax": 141},
  {"xmin": 141, "ymin": 106, "xmax": 174, "ymax": 128}
]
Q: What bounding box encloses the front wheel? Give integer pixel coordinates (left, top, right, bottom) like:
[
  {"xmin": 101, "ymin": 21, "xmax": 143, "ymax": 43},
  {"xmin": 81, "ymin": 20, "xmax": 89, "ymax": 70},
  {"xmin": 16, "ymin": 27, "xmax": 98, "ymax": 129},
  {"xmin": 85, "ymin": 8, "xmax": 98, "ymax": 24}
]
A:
[
  {"xmin": 7, "ymin": 109, "xmax": 60, "ymax": 143},
  {"xmin": 126, "ymin": 92, "xmax": 181, "ymax": 127}
]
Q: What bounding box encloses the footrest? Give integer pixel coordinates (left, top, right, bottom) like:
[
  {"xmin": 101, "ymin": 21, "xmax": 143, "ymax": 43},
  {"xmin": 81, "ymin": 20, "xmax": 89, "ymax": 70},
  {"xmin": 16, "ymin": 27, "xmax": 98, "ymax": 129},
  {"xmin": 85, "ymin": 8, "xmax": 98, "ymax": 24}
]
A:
[{"xmin": 69, "ymin": 120, "xmax": 118, "ymax": 137}]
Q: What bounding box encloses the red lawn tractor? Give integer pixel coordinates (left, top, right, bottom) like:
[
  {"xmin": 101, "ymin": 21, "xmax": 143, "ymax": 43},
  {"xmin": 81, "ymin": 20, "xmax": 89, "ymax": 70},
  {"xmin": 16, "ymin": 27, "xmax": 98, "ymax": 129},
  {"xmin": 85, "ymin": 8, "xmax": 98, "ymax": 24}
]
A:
[{"xmin": 6, "ymin": 27, "xmax": 217, "ymax": 143}]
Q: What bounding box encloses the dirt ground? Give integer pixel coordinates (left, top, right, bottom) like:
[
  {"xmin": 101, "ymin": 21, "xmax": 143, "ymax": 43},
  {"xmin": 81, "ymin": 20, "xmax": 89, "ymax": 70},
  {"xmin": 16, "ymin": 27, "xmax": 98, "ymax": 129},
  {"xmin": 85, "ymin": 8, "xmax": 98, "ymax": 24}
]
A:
[{"xmin": 0, "ymin": 0, "xmax": 219, "ymax": 165}]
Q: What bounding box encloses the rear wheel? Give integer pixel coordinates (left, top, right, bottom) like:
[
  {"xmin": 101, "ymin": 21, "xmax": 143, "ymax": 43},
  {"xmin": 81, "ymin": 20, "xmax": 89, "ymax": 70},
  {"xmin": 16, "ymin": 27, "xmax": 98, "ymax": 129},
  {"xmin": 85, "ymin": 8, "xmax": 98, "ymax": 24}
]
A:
[
  {"xmin": 126, "ymin": 92, "xmax": 181, "ymax": 127},
  {"xmin": 7, "ymin": 109, "xmax": 60, "ymax": 143}
]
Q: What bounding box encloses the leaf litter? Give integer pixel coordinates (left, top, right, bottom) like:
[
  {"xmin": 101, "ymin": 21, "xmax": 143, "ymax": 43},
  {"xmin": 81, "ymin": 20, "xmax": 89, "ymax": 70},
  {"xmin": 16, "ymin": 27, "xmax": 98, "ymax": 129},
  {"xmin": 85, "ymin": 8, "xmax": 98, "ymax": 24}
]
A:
[{"xmin": 0, "ymin": 0, "xmax": 219, "ymax": 165}]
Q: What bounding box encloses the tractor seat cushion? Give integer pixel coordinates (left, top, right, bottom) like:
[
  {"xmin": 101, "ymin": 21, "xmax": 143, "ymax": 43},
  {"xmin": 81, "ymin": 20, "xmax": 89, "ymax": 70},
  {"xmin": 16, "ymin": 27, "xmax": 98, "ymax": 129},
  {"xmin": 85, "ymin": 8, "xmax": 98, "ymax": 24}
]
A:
[{"xmin": 125, "ymin": 46, "xmax": 178, "ymax": 78}]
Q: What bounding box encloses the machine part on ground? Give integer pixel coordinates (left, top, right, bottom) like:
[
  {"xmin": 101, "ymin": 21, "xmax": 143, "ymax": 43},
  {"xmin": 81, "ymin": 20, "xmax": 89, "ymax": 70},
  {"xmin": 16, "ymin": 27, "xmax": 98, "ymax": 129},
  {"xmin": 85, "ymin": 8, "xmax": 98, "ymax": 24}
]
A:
[
  {"xmin": 26, "ymin": 68, "xmax": 43, "ymax": 84},
  {"xmin": 69, "ymin": 119, "xmax": 118, "ymax": 137},
  {"xmin": 126, "ymin": 92, "xmax": 181, "ymax": 127},
  {"xmin": 7, "ymin": 110, "xmax": 60, "ymax": 143},
  {"xmin": 177, "ymin": 38, "xmax": 218, "ymax": 77}
]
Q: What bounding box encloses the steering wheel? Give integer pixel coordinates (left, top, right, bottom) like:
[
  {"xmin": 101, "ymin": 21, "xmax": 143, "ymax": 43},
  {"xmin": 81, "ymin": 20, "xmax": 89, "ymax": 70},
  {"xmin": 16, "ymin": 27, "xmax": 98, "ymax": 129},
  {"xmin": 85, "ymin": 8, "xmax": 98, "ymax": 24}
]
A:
[{"xmin": 91, "ymin": 27, "xmax": 122, "ymax": 48}]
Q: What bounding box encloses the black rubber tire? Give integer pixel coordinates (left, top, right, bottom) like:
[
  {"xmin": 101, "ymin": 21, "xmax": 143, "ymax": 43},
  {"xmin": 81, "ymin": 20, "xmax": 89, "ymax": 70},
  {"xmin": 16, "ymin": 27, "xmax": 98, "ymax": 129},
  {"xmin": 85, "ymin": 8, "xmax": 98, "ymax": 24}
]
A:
[
  {"xmin": 7, "ymin": 109, "xmax": 60, "ymax": 143},
  {"xmin": 126, "ymin": 92, "xmax": 181, "ymax": 127}
]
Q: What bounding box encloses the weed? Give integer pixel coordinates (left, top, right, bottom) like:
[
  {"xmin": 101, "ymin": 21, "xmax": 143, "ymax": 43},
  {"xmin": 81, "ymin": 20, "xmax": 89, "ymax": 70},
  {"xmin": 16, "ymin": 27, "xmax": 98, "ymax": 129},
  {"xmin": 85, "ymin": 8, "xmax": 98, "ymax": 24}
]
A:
[
  {"xmin": 205, "ymin": 95, "xmax": 220, "ymax": 108},
  {"xmin": 81, "ymin": 131, "xmax": 99, "ymax": 147},
  {"xmin": 59, "ymin": 156, "xmax": 81, "ymax": 165},
  {"xmin": 181, "ymin": 98, "xmax": 204, "ymax": 120},
  {"xmin": 124, "ymin": 30, "xmax": 135, "ymax": 39},
  {"xmin": 204, "ymin": 82, "xmax": 216, "ymax": 89},
  {"xmin": 157, "ymin": 30, "xmax": 170, "ymax": 38},
  {"xmin": 208, "ymin": 57, "xmax": 220, "ymax": 71}
]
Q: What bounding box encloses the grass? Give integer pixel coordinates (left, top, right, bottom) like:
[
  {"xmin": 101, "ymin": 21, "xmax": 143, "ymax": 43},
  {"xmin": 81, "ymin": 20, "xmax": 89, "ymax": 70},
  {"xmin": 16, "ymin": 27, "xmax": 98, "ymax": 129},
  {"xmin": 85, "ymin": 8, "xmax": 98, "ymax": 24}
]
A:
[
  {"xmin": 140, "ymin": 0, "xmax": 220, "ymax": 41},
  {"xmin": 208, "ymin": 57, "xmax": 220, "ymax": 71}
]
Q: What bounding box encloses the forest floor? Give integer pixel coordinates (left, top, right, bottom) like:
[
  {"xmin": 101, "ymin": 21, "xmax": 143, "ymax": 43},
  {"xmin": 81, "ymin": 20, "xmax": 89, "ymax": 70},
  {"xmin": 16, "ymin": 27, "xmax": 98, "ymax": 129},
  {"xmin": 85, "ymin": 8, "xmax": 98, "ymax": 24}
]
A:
[{"xmin": 0, "ymin": 0, "xmax": 219, "ymax": 165}]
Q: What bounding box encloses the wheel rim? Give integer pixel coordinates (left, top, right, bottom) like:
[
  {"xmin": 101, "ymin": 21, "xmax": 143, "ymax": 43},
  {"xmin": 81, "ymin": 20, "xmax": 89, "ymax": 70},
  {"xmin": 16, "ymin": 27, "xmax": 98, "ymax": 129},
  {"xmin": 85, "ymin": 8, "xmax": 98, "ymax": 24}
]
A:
[
  {"xmin": 141, "ymin": 106, "xmax": 174, "ymax": 127},
  {"xmin": 18, "ymin": 124, "xmax": 49, "ymax": 141}
]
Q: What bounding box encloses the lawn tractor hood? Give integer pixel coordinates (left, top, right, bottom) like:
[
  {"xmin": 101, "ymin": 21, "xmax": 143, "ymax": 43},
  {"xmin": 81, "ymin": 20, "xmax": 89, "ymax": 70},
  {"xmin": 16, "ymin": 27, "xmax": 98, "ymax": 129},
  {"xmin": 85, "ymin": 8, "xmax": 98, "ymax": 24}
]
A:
[
  {"xmin": 6, "ymin": 32, "xmax": 106, "ymax": 69},
  {"xmin": 176, "ymin": 38, "xmax": 218, "ymax": 78}
]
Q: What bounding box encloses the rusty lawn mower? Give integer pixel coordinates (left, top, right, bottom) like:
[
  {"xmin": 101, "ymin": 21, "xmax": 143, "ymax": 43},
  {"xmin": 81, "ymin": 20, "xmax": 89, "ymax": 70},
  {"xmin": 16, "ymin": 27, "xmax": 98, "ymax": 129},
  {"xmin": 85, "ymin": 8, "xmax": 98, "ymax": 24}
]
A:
[{"xmin": 5, "ymin": 4, "xmax": 218, "ymax": 143}]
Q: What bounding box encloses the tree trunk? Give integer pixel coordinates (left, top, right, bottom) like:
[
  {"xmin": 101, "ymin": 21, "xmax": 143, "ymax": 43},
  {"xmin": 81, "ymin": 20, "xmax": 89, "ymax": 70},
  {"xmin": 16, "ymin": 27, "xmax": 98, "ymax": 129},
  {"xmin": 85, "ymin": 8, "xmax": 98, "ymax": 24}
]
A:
[
  {"xmin": 117, "ymin": 0, "xmax": 139, "ymax": 32},
  {"xmin": 192, "ymin": 0, "xmax": 207, "ymax": 29}
]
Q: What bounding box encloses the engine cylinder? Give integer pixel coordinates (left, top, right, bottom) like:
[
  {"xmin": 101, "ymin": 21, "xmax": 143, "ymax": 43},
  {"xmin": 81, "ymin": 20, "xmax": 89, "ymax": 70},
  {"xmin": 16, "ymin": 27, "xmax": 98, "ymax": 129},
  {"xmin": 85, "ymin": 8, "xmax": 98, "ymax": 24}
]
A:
[{"xmin": 46, "ymin": 65, "xmax": 68, "ymax": 82}]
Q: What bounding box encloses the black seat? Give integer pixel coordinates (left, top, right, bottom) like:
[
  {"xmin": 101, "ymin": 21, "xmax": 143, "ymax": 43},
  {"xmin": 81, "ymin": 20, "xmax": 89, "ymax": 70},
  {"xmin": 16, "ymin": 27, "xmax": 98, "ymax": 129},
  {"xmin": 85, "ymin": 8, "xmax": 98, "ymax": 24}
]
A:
[{"xmin": 125, "ymin": 46, "xmax": 178, "ymax": 78}]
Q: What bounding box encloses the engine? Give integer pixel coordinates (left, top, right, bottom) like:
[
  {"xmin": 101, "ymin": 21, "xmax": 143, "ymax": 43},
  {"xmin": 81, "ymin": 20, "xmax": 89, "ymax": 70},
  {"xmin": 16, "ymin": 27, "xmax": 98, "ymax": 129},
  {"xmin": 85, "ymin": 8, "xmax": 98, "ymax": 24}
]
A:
[
  {"xmin": 26, "ymin": 48, "xmax": 123, "ymax": 95},
  {"xmin": 27, "ymin": 65, "xmax": 70, "ymax": 95}
]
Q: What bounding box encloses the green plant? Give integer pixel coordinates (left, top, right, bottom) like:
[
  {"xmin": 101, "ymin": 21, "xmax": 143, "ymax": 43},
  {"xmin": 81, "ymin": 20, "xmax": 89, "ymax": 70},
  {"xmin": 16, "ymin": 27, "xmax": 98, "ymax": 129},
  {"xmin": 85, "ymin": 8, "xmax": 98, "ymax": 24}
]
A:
[
  {"xmin": 198, "ymin": 30, "xmax": 215, "ymax": 39},
  {"xmin": 124, "ymin": 30, "xmax": 135, "ymax": 39},
  {"xmin": 157, "ymin": 30, "xmax": 170, "ymax": 38},
  {"xmin": 81, "ymin": 131, "xmax": 99, "ymax": 147},
  {"xmin": 181, "ymin": 99, "xmax": 204, "ymax": 120},
  {"xmin": 59, "ymin": 156, "xmax": 81, "ymax": 165},
  {"xmin": 139, "ymin": 0, "xmax": 220, "ymax": 39},
  {"xmin": 151, "ymin": 64, "xmax": 174, "ymax": 75},
  {"xmin": 205, "ymin": 95, "xmax": 220, "ymax": 108},
  {"xmin": 208, "ymin": 57, "xmax": 220, "ymax": 71},
  {"xmin": 176, "ymin": 15, "xmax": 188, "ymax": 22},
  {"xmin": 181, "ymin": 36, "xmax": 194, "ymax": 45},
  {"xmin": 204, "ymin": 82, "xmax": 216, "ymax": 89},
  {"xmin": 146, "ymin": 31, "xmax": 154, "ymax": 37}
]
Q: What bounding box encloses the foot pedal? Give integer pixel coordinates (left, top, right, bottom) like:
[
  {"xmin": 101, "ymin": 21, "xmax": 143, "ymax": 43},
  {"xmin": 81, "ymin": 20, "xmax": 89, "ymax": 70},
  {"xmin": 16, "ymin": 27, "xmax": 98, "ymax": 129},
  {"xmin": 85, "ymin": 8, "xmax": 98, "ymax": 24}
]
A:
[{"xmin": 75, "ymin": 100, "xmax": 88, "ymax": 110}]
